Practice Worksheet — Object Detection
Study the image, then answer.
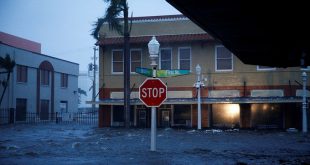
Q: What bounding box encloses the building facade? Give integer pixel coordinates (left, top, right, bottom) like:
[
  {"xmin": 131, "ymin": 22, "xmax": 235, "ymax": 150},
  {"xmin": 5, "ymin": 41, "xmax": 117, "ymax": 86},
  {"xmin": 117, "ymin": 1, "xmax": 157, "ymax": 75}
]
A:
[
  {"xmin": 95, "ymin": 15, "xmax": 310, "ymax": 129},
  {"xmin": 0, "ymin": 32, "xmax": 79, "ymax": 123}
]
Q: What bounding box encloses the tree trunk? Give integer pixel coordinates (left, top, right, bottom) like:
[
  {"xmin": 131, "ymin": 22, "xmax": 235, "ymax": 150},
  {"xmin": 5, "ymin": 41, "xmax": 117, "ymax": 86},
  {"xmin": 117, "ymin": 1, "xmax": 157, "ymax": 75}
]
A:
[
  {"xmin": 0, "ymin": 73, "xmax": 11, "ymax": 106},
  {"xmin": 123, "ymin": 1, "xmax": 131, "ymax": 128}
]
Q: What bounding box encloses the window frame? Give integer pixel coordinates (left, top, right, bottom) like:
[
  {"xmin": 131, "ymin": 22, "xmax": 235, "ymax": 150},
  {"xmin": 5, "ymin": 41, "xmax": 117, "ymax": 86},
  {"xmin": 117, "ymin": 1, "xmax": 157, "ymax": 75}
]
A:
[
  {"xmin": 215, "ymin": 45, "xmax": 233, "ymax": 72},
  {"xmin": 178, "ymin": 47, "xmax": 192, "ymax": 71},
  {"xmin": 40, "ymin": 69, "xmax": 50, "ymax": 86},
  {"xmin": 61, "ymin": 73, "xmax": 68, "ymax": 88},
  {"xmin": 60, "ymin": 100, "xmax": 68, "ymax": 113},
  {"xmin": 16, "ymin": 65, "xmax": 28, "ymax": 83},
  {"xmin": 111, "ymin": 49, "xmax": 124, "ymax": 74},
  {"xmin": 159, "ymin": 48, "xmax": 172, "ymax": 70},
  {"xmin": 130, "ymin": 49, "xmax": 142, "ymax": 74}
]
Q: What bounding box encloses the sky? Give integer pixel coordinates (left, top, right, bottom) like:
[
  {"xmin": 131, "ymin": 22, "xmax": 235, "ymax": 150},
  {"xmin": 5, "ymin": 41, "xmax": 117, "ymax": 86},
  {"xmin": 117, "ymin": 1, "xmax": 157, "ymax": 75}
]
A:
[{"xmin": 0, "ymin": 0, "xmax": 180, "ymax": 71}]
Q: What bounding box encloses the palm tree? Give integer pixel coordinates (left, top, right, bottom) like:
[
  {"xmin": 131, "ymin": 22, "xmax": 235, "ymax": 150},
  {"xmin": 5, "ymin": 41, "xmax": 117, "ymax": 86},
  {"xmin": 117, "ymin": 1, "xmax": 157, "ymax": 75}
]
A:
[
  {"xmin": 0, "ymin": 54, "xmax": 16, "ymax": 107},
  {"xmin": 77, "ymin": 88, "xmax": 87, "ymax": 105},
  {"xmin": 92, "ymin": 0, "xmax": 131, "ymax": 128}
]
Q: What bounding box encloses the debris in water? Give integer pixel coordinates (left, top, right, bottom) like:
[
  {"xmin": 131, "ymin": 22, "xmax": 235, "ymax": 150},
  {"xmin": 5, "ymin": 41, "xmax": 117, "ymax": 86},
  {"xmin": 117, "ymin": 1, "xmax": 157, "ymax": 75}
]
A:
[
  {"xmin": 286, "ymin": 128, "xmax": 298, "ymax": 133},
  {"xmin": 72, "ymin": 142, "xmax": 81, "ymax": 149}
]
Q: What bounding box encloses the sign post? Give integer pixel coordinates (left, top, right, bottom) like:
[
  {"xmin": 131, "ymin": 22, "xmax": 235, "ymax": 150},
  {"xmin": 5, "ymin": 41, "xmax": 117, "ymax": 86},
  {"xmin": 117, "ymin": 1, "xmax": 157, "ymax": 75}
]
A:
[
  {"xmin": 139, "ymin": 78, "xmax": 167, "ymax": 151},
  {"xmin": 140, "ymin": 36, "xmax": 167, "ymax": 151}
]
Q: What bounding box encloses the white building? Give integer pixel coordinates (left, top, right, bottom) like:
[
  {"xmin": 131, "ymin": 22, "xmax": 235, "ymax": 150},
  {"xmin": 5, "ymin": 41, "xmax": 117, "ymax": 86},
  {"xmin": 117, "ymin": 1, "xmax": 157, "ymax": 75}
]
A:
[{"xmin": 0, "ymin": 32, "xmax": 79, "ymax": 122}]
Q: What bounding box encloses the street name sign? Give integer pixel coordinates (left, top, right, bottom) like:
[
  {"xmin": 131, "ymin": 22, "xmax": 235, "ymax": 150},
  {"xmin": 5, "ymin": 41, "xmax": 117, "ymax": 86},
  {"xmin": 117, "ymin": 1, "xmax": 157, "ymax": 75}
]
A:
[{"xmin": 136, "ymin": 67, "xmax": 190, "ymax": 78}]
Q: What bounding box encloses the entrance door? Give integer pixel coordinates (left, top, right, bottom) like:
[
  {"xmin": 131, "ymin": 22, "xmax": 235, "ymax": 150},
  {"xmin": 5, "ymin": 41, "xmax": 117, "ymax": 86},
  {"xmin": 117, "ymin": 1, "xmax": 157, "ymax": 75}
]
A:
[
  {"xmin": 139, "ymin": 110, "xmax": 147, "ymax": 128},
  {"xmin": 16, "ymin": 98, "xmax": 27, "ymax": 121},
  {"xmin": 161, "ymin": 111, "xmax": 170, "ymax": 127},
  {"xmin": 40, "ymin": 100, "xmax": 49, "ymax": 120}
]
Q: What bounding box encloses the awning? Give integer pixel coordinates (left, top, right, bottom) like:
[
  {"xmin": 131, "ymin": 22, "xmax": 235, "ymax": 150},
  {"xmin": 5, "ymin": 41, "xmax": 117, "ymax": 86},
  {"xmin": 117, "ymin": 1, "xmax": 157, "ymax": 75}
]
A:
[
  {"xmin": 166, "ymin": 0, "xmax": 310, "ymax": 68},
  {"xmin": 87, "ymin": 97, "xmax": 306, "ymax": 105}
]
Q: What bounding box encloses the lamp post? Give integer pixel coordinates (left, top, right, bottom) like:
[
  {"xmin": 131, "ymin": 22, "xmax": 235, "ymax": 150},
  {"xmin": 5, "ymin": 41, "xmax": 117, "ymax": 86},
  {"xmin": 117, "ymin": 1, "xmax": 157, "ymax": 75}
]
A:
[
  {"xmin": 148, "ymin": 36, "xmax": 160, "ymax": 151},
  {"xmin": 302, "ymin": 71, "xmax": 308, "ymax": 133},
  {"xmin": 195, "ymin": 64, "xmax": 204, "ymax": 130}
]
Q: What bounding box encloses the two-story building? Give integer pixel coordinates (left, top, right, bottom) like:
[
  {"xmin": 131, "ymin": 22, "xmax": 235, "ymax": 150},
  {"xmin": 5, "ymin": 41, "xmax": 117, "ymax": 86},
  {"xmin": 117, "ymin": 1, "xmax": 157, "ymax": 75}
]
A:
[
  {"xmin": 0, "ymin": 32, "xmax": 79, "ymax": 123},
  {"xmin": 94, "ymin": 15, "xmax": 309, "ymax": 129}
]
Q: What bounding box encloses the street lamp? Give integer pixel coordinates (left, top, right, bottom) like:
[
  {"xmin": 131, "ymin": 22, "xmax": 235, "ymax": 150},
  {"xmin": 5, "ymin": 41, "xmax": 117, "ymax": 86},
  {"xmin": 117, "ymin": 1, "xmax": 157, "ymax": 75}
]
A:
[
  {"xmin": 148, "ymin": 36, "xmax": 160, "ymax": 70},
  {"xmin": 195, "ymin": 64, "xmax": 205, "ymax": 130},
  {"xmin": 148, "ymin": 36, "xmax": 160, "ymax": 151},
  {"xmin": 302, "ymin": 71, "xmax": 308, "ymax": 133}
]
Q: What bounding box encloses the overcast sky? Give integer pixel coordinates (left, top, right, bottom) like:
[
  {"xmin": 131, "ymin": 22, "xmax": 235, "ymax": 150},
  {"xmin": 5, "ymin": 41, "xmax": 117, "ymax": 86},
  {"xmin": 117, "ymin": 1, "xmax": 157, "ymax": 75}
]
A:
[{"xmin": 0, "ymin": 0, "xmax": 180, "ymax": 71}]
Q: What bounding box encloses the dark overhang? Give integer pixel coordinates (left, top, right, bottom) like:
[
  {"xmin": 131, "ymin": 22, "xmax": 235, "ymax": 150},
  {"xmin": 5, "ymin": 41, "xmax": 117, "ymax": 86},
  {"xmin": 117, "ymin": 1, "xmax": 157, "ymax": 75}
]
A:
[{"xmin": 166, "ymin": 0, "xmax": 310, "ymax": 68}]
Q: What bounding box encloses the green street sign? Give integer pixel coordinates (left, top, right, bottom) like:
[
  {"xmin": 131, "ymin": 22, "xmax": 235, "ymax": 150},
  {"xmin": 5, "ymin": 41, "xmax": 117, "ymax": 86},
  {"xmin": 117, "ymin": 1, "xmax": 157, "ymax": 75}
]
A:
[
  {"xmin": 136, "ymin": 67, "xmax": 190, "ymax": 77},
  {"xmin": 157, "ymin": 69, "xmax": 190, "ymax": 77},
  {"xmin": 135, "ymin": 67, "xmax": 153, "ymax": 77}
]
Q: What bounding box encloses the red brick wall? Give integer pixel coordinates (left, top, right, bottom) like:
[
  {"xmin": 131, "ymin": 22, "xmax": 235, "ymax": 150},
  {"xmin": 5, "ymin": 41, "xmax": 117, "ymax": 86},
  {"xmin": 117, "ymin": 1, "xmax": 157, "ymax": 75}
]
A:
[{"xmin": 98, "ymin": 105, "xmax": 111, "ymax": 127}]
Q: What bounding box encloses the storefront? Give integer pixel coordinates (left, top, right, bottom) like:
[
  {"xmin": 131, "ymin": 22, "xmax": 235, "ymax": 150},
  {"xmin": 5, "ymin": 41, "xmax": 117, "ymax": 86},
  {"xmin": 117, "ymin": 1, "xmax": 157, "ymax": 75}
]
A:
[{"xmin": 95, "ymin": 97, "xmax": 306, "ymax": 130}]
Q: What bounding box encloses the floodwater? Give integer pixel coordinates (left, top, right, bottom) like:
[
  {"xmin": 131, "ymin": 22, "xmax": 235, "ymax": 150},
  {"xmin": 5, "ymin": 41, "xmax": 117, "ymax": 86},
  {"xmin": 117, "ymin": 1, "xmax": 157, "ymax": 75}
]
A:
[{"xmin": 0, "ymin": 124, "xmax": 310, "ymax": 165}]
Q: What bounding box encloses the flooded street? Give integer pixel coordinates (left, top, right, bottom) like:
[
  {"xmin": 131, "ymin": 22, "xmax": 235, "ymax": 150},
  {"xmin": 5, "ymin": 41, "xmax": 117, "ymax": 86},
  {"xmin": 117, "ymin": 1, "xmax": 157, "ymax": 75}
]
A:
[{"xmin": 1, "ymin": 124, "xmax": 310, "ymax": 165}]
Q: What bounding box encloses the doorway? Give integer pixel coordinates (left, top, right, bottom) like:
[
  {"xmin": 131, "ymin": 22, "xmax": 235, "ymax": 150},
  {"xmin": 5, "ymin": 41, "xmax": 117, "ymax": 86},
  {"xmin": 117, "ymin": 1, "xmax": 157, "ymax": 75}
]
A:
[
  {"xmin": 139, "ymin": 110, "xmax": 147, "ymax": 128},
  {"xmin": 16, "ymin": 98, "xmax": 27, "ymax": 121},
  {"xmin": 161, "ymin": 111, "xmax": 170, "ymax": 127},
  {"xmin": 40, "ymin": 100, "xmax": 49, "ymax": 120}
]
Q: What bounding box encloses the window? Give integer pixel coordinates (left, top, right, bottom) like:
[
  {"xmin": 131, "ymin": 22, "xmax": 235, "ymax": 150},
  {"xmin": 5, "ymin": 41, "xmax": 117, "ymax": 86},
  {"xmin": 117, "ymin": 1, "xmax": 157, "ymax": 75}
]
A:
[
  {"xmin": 179, "ymin": 47, "xmax": 191, "ymax": 70},
  {"xmin": 40, "ymin": 69, "xmax": 49, "ymax": 85},
  {"xmin": 60, "ymin": 101, "xmax": 68, "ymax": 113},
  {"xmin": 174, "ymin": 104, "xmax": 191, "ymax": 125},
  {"xmin": 257, "ymin": 65, "xmax": 276, "ymax": 71},
  {"xmin": 130, "ymin": 49, "xmax": 142, "ymax": 73},
  {"xmin": 112, "ymin": 50, "xmax": 124, "ymax": 73},
  {"xmin": 16, "ymin": 65, "xmax": 27, "ymax": 83},
  {"xmin": 61, "ymin": 73, "xmax": 68, "ymax": 88},
  {"xmin": 215, "ymin": 46, "xmax": 233, "ymax": 71},
  {"xmin": 160, "ymin": 48, "xmax": 172, "ymax": 70}
]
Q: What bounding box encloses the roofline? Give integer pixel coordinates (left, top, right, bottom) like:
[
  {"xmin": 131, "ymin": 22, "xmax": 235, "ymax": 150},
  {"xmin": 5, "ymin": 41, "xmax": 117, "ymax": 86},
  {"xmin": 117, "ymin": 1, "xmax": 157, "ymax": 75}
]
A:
[
  {"xmin": 101, "ymin": 14, "xmax": 187, "ymax": 24},
  {"xmin": 128, "ymin": 14, "xmax": 187, "ymax": 23},
  {"xmin": 97, "ymin": 33, "xmax": 214, "ymax": 46},
  {"xmin": 0, "ymin": 42, "xmax": 79, "ymax": 66}
]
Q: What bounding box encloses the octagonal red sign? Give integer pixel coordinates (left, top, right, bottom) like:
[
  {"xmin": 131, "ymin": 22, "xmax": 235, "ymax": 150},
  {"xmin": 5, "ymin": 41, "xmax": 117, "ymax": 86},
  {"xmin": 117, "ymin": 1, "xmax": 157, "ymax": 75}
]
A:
[{"xmin": 139, "ymin": 78, "xmax": 167, "ymax": 107}]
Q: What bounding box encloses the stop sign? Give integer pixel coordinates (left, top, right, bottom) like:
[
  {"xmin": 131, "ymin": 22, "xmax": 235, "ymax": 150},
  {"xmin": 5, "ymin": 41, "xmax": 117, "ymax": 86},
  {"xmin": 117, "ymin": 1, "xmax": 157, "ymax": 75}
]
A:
[{"xmin": 139, "ymin": 78, "xmax": 167, "ymax": 107}]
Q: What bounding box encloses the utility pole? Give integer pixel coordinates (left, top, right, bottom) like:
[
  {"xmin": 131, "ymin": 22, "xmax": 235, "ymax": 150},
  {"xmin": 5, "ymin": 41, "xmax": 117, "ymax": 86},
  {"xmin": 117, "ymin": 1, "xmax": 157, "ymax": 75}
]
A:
[{"xmin": 92, "ymin": 46, "xmax": 98, "ymax": 112}]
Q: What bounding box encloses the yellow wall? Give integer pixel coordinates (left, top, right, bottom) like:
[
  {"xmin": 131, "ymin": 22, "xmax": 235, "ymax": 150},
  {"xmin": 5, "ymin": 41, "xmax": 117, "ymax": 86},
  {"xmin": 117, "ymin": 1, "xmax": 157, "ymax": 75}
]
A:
[
  {"xmin": 98, "ymin": 17, "xmax": 305, "ymax": 89},
  {"xmin": 100, "ymin": 41, "xmax": 302, "ymax": 89}
]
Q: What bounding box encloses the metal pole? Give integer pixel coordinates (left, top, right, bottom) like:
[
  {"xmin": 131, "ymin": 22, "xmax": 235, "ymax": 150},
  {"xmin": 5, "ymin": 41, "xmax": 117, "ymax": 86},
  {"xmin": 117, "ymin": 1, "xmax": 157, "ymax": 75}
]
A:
[
  {"xmin": 148, "ymin": 35, "xmax": 160, "ymax": 151},
  {"xmin": 302, "ymin": 71, "xmax": 308, "ymax": 133},
  {"xmin": 151, "ymin": 106, "xmax": 156, "ymax": 151},
  {"xmin": 151, "ymin": 67, "xmax": 157, "ymax": 151},
  {"xmin": 92, "ymin": 47, "xmax": 97, "ymax": 112},
  {"xmin": 197, "ymin": 74, "xmax": 202, "ymax": 130}
]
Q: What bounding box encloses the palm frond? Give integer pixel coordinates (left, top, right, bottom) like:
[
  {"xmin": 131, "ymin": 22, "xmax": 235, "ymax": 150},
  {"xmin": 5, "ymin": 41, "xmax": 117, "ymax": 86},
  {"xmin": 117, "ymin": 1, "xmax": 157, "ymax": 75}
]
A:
[
  {"xmin": 91, "ymin": 18, "xmax": 106, "ymax": 40},
  {"xmin": 0, "ymin": 54, "xmax": 15, "ymax": 72},
  {"xmin": 91, "ymin": 0, "xmax": 127, "ymax": 40}
]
